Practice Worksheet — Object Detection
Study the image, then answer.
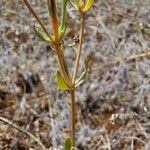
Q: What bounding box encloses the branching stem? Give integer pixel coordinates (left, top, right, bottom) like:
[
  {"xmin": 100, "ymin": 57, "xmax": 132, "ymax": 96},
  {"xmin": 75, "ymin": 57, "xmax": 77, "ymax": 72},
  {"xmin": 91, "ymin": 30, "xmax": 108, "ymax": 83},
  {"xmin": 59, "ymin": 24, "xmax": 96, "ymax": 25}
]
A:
[
  {"xmin": 70, "ymin": 12, "xmax": 86, "ymax": 148},
  {"xmin": 22, "ymin": 1, "xmax": 88, "ymax": 149}
]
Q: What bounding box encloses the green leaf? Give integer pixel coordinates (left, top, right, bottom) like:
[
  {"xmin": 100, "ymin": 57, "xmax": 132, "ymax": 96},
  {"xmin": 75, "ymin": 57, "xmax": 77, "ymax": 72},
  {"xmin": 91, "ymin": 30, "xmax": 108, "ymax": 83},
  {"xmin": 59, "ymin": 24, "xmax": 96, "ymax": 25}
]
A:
[
  {"xmin": 34, "ymin": 24, "xmax": 50, "ymax": 42},
  {"xmin": 56, "ymin": 70, "xmax": 69, "ymax": 90},
  {"xmin": 83, "ymin": 0, "xmax": 94, "ymax": 12},
  {"xmin": 64, "ymin": 137, "xmax": 71, "ymax": 150},
  {"xmin": 61, "ymin": 0, "xmax": 68, "ymax": 30},
  {"xmin": 58, "ymin": 0, "xmax": 68, "ymax": 40},
  {"xmin": 59, "ymin": 23, "xmax": 66, "ymax": 40},
  {"xmin": 75, "ymin": 55, "xmax": 88, "ymax": 87},
  {"xmin": 77, "ymin": 0, "xmax": 84, "ymax": 9}
]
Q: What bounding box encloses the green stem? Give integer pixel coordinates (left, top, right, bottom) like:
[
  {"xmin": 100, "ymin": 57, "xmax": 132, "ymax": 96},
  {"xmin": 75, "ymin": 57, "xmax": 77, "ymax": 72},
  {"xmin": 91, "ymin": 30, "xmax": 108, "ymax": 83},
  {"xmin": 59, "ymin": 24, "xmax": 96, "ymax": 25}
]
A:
[
  {"xmin": 70, "ymin": 88, "xmax": 76, "ymax": 148},
  {"xmin": 70, "ymin": 12, "xmax": 86, "ymax": 149},
  {"xmin": 55, "ymin": 45, "xmax": 72, "ymax": 87},
  {"xmin": 72, "ymin": 13, "xmax": 85, "ymax": 83}
]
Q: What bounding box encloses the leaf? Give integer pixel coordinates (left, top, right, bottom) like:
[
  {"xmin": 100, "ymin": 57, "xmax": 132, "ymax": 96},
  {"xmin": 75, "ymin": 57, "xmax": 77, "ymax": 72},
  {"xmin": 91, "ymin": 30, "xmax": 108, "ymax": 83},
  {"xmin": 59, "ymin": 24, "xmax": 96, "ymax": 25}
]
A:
[
  {"xmin": 56, "ymin": 70, "xmax": 69, "ymax": 90},
  {"xmin": 34, "ymin": 24, "xmax": 50, "ymax": 42},
  {"xmin": 75, "ymin": 71, "xmax": 86, "ymax": 87},
  {"xmin": 61, "ymin": 0, "xmax": 68, "ymax": 30},
  {"xmin": 75, "ymin": 55, "xmax": 88, "ymax": 87},
  {"xmin": 78, "ymin": 0, "xmax": 84, "ymax": 9},
  {"xmin": 64, "ymin": 137, "xmax": 71, "ymax": 150},
  {"xmin": 58, "ymin": 0, "xmax": 68, "ymax": 40},
  {"xmin": 59, "ymin": 23, "xmax": 66, "ymax": 40},
  {"xmin": 83, "ymin": 0, "xmax": 94, "ymax": 12}
]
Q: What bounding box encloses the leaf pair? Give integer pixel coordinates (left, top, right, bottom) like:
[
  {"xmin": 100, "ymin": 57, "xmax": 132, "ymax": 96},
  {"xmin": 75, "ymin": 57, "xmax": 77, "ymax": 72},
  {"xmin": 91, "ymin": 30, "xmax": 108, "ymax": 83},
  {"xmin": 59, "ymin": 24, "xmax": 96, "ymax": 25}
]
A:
[
  {"xmin": 34, "ymin": 25, "xmax": 67, "ymax": 43},
  {"xmin": 69, "ymin": 0, "xmax": 94, "ymax": 12},
  {"xmin": 82, "ymin": 0, "xmax": 94, "ymax": 12},
  {"xmin": 34, "ymin": 0, "xmax": 68, "ymax": 43},
  {"xmin": 56, "ymin": 56, "xmax": 89, "ymax": 90}
]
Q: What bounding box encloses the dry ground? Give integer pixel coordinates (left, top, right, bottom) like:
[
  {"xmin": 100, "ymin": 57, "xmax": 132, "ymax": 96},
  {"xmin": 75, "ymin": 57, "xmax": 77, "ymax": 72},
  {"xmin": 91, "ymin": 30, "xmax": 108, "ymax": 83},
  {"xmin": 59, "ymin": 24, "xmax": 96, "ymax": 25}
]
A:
[{"xmin": 0, "ymin": 0, "xmax": 150, "ymax": 149}]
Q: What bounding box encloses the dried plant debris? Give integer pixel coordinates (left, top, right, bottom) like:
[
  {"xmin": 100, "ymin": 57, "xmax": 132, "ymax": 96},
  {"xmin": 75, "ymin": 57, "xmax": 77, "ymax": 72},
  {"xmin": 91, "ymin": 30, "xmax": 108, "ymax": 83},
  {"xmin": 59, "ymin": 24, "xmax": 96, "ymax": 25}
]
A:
[{"xmin": 0, "ymin": 0, "xmax": 150, "ymax": 149}]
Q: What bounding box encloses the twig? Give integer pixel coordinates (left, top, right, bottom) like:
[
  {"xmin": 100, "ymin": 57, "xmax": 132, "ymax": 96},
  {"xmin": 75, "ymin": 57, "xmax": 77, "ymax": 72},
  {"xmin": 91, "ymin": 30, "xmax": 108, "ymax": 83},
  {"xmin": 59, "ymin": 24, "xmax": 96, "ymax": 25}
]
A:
[
  {"xmin": 122, "ymin": 136, "xmax": 147, "ymax": 145},
  {"xmin": 105, "ymin": 133, "xmax": 111, "ymax": 150},
  {"xmin": 47, "ymin": 93, "xmax": 57, "ymax": 147},
  {"xmin": 0, "ymin": 116, "xmax": 46, "ymax": 150},
  {"xmin": 92, "ymin": 50, "xmax": 150, "ymax": 74},
  {"xmin": 126, "ymin": 51, "xmax": 150, "ymax": 61},
  {"xmin": 93, "ymin": 138, "xmax": 102, "ymax": 150}
]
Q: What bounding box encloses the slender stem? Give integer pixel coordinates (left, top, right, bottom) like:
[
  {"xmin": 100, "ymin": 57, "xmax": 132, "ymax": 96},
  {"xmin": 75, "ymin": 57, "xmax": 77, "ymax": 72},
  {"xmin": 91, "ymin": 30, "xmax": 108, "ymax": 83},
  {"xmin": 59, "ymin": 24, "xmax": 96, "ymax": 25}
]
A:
[
  {"xmin": 22, "ymin": 0, "xmax": 53, "ymax": 41},
  {"xmin": 72, "ymin": 13, "xmax": 85, "ymax": 83},
  {"xmin": 70, "ymin": 12, "xmax": 86, "ymax": 149},
  {"xmin": 70, "ymin": 88, "xmax": 76, "ymax": 148},
  {"xmin": 55, "ymin": 45, "xmax": 72, "ymax": 87}
]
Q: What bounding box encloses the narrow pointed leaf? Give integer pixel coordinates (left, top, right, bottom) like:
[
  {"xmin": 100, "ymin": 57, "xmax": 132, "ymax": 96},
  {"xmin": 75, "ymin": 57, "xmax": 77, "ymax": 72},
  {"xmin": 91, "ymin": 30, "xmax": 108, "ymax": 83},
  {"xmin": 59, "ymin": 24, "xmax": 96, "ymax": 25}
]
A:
[
  {"xmin": 83, "ymin": 0, "xmax": 94, "ymax": 12},
  {"xmin": 75, "ymin": 56, "xmax": 88, "ymax": 87},
  {"xmin": 61, "ymin": 0, "xmax": 68, "ymax": 30},
  {"xmin": 58, "ymin": 0, "xmax": 68, "ymax": 40},
  {"xmin": 59, "ymin": 24, "xmax": 66, "ymax": 40},
  {"xmin": 34, "ymin": 24, "xmax": 50, "ymax": 42},
  {"xmin": 75, "ymin": 70, "xmax": 86, "ymax": 87},
  {"xmin": 56, "ymin": 70, "xmax": 69, "ymax": 90},
  {"xmin": 64, "ymin": 137, "xmax": 71, "ymax": 150}
]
